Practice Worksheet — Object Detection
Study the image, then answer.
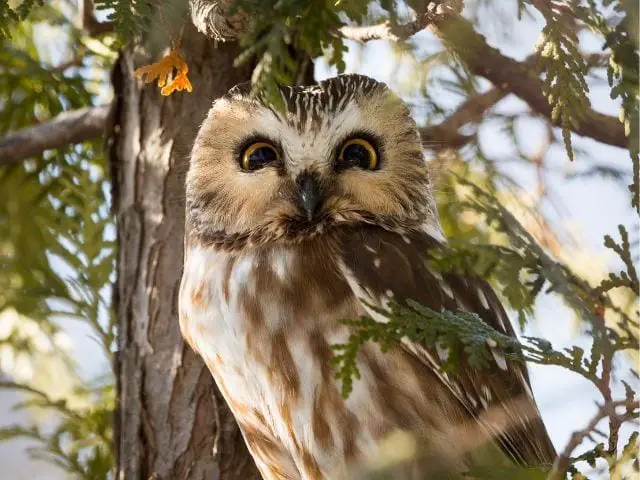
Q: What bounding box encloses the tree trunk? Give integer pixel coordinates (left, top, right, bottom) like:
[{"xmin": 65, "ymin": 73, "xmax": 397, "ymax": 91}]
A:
[{"xmin": 110, "ymin": 25, "xmax": 260, "ymax": 479}]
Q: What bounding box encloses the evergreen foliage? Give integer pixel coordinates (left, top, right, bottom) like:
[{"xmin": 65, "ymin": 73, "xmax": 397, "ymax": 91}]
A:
[
  {"xmin": 535, "ymin": 2, "xmax": 590, "ymax": 161},
  {"xmin": 575, "ymin": 0, "xmax": 639, "ymax": 210},
  {"xmin": 0, "ymin": 0, "xmax": 43, "ymax": 37},
  {"xmin": 93, "ymin": 0, "xmax": 155, "ymax": 39},
  {"xmin": 333, "ymin": 180, "xmax": 639, "ymax": 477},
  {"xmin": 0, "ymin": 9, "xmax": 116, "ymax": 479}
]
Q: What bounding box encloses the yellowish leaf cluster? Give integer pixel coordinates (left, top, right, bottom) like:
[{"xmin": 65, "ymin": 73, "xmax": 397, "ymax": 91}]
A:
[{"xmin": 135, "ymin": 45, "xmax": 193, "ymax": 96}]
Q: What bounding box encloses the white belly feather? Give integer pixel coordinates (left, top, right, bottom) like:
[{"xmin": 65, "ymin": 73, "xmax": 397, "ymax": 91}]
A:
[
  {"xmin": 179, "ymin": 243, "xmax": 432, "ymax": 479},
  {"xmin": 180, "ymin": 244, "xmax": 373, "ymax": 479}
]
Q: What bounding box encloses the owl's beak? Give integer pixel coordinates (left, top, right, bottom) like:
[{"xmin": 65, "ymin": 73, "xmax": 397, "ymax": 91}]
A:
[{"xmin": 296, "ymin": 171, "xmax": 322, "ymax": 221}]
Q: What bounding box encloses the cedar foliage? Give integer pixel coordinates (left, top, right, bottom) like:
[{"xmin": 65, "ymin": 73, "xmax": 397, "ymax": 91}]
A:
[{"xmin": 0, "ymin": 1, "xmax": 637, "ymax": 479}]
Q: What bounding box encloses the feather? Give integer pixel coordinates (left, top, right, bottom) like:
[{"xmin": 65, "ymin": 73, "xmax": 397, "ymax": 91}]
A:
[
  {"xmin": 182, "ymin": 73, "xmax": 556, "ymax": 478},
  {"xmin": 337, "ymin": 224, "xmax": 557, "ymax": 467}
]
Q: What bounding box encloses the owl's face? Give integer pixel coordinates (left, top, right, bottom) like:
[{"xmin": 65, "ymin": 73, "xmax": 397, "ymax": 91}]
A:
[{"xmin": 187, "ymin": 74, "xmax": 438, "ymax": 247}]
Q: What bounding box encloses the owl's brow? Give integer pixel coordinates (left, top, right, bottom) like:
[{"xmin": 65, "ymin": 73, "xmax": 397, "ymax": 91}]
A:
[{"xmin": 259, "ymin": 75, "xmax": 387, "ymax": 131}]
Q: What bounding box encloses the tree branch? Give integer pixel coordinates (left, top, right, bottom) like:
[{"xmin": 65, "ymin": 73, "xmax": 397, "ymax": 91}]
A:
[
  {"xmin": 50, "ymin": 51, "xmax": 86, "ymax": 73},
  {"xmin": 0, "ymin": 105, "xmax": 110, "ymax": 166},
  {"xmin": 337, "ymin": 0, "xmax": 463, "ymax": 42},
  {"xmin": 419, "ymin": 54, "xmax": 541, "ymax": 150},
  {"xmin": 337, "ymin": 5, "xmax": 627, "ymax": 149},
  {"xmin": 82, "ymin": 0, "xmax": 114, "ymax": 36},
  {"xmin": 549, "ymin": 398, "xmax": 639, "ymax": 479},
  {"xmin": 189, "ymin": 0, "xmax": 249, "ymax": 40},
  {"xmin": 420, "ymin": 88, "xmax": 505, "ymax": 150},
  {"xmin": 430, "ymin": 14, "xmax": 626, "ymax": 149}
]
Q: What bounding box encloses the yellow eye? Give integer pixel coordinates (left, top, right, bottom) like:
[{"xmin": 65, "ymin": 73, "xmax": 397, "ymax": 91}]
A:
[
  {"xmin": 337, "ymin": 138, "xmax": 378, "ymax": 170},
  {"xmin": 241, "ymin": 142, "xmax": 278, "ymax": 171}
]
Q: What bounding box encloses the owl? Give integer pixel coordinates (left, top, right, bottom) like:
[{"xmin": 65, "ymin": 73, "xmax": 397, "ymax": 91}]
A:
[{"xmin": 179, "ymin": 74, "xmax": 556, "ymax": 479}]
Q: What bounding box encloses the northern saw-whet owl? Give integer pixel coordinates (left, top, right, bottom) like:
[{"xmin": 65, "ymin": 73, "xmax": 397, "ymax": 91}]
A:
[{"xmin": 179, "ymin": 74, "xmax": 556, "ymax": 479}]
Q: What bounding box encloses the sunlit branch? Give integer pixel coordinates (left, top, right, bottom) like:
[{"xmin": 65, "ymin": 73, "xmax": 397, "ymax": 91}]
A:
[
  {"xmin": 419, "ymin": 88, "xmax": 505, "ymax": 150},
  {"xmin": 82, "ymin": 0, "xmax": 114, "ymax": 36},
  {"xmin": 337, "ymin": 8, "xmax": 626, "ymax": 149},
  {"xmin": 0, "ymin": 105, "xmax": 110, "ymax": 166},
  {"xmin": 50, "ymin": 52, "xmax": 86, "ymax": 73},
  {"xmin": 337, "ymin": 0, "xmax": 463, "ymax": 43}
]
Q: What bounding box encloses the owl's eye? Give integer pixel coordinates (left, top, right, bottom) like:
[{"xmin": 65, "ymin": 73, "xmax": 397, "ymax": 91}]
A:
[
  {"xmin": 337, "ymin": 138, "xmax": 378, "ymax": 170},
  {"xmin": 241, "ymin": 142, "xmax": 279, "ymax": 171}
]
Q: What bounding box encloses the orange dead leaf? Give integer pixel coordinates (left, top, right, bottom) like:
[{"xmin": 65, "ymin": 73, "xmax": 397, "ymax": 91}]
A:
[{"xmin": 135, "ymin": 44, "xmax": 193, "ymax": 96}]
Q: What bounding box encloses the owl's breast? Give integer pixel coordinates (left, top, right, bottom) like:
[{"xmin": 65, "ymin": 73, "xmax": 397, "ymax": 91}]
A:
[
  {"xmin": 179, "ymin": 240, "xmax": 365, "ymax": 473},
  {"xmin": 178, "ymin": 239, "xmax": 448, "ymax": 479},
  {"xmin": 179, "ymin": 239, "xmax": 355, "ymax": 360}
]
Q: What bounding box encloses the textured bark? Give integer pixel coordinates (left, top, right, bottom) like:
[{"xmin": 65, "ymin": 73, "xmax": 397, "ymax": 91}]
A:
[{"xmin": 110, "ymin": 25, "xmax": 259, "ymax": 479}]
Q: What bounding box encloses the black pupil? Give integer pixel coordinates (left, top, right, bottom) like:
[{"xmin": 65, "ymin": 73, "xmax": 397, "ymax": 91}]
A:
[
  {"xmin": 247, "ymin": 146, "xmax": 276, "ymax": 170},
  {"xmin": 342, "ymin": 143, "xmax": 371, "ymax": 168}
]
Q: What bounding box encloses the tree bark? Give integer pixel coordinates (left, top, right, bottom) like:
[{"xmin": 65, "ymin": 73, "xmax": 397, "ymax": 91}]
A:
[{"xmin": 110, "ymin": 24, "xmax": 260, "ymax": 479}]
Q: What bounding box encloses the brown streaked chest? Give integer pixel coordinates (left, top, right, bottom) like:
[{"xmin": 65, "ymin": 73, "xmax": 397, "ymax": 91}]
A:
[
  {"xmin": 178, "ymin": 239, "xmax": 359, "ymax": 458},
  {"xmin": 180, "ymin": 237, "xmax": 355, "ymax": 365},
  {"xmin": 178, "ymin": 235, "xmax": 464, "ymax": 479}
]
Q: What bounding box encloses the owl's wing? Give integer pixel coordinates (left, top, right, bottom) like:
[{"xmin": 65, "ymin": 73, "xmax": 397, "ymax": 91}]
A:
[{"xmin": 337, "ymin": 224, "xmax": 556, "ymax": 467}]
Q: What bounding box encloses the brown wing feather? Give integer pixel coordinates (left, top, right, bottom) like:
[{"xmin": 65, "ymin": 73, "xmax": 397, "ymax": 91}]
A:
[{"xmin": 338, "ymin": 224, "xmax": 556, "ymax": 467}]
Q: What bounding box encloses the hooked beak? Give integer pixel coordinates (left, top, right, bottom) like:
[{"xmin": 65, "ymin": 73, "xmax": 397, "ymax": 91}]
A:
[{"xmin": 295, "ymin": 171, "xmax": 322, "ymax": 221}]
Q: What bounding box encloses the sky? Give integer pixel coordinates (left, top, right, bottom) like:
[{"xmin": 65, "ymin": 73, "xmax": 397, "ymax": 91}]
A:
[{"xmin": 1, "ymin": 1, "xmax": 638, "ymax": 478}]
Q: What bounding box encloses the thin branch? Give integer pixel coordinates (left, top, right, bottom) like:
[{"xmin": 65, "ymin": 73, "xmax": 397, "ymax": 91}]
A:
[
  {"xmin": 549, "ymin": 399, "xmax": 640, "ymax": 479},
  {"xmin": 50, "ymin": 52, "xmax": 86, "ymax": 73},
  {"xmin": 337, "ymin": 7, "xmax": 627, "ymax": 149},
  {"xmin": 82, "ymin": 0, "xmax": 114, "ymax": 36},
  {"xmin": 337, "ymin": 22, "xmax": 401, "ymax": 43},
  {"xmin": 431, "ymin": 15, "xmax": 626, "ymax": 149},
  {"xmin": 0, "ymin": 381, "xmax": 85, "ymax": 422},
  {"xmin": 337, "ymin": 0, "xmax": 463, "ymax": 43},
  {"xmin": 419, "ymin": 54, "xmax": 540, "ymax": 150},
  {"xmin": 0, "ymin": 105, "xmax": 110, "ymax": 166},
  {"xmin": 419, "ymin": 88, "xmax": 505, "ymax": 149}
]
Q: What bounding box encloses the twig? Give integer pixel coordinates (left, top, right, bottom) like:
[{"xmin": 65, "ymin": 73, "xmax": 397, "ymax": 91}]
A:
[
  {"xmin": 0, "ymin": 381, "xmax": 85, "ymax": 422},
  {"xmin": 592, "ymin": 312, "xmax": 619, "ymax": 461},
  {"xmin": 419, "ymin": 88, "xmax": 505, "ymax": 149},
  {"xmin": 50, "ymin": 52, "xmax": 86, "ymax": 73},
  {"xmin": 549, "ymin": 399, "xmax": 639, "ymax": 479},
  {"xmin": 419, "ymin": 54, "xmax": 540, "ymax": 150},
  {"xmin": 336, "ymin": 6, "xmax": 627, "ymax": 149},
  {"xmin": 82, "ymin": 0, "xmax": 114, "ymax": 36},
  {"xmin": 337, "ymin": 0, "xmax": 463, "ymax": 43},
  {"xmin": 0, "ymin": 105, "xmax": 110, "ymax": 166}
]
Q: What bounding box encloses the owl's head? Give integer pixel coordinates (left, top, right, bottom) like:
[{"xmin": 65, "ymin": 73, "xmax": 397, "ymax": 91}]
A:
[{"xmin": 187, "ymin": 74, "xmax": 440, "ymax": 249}]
